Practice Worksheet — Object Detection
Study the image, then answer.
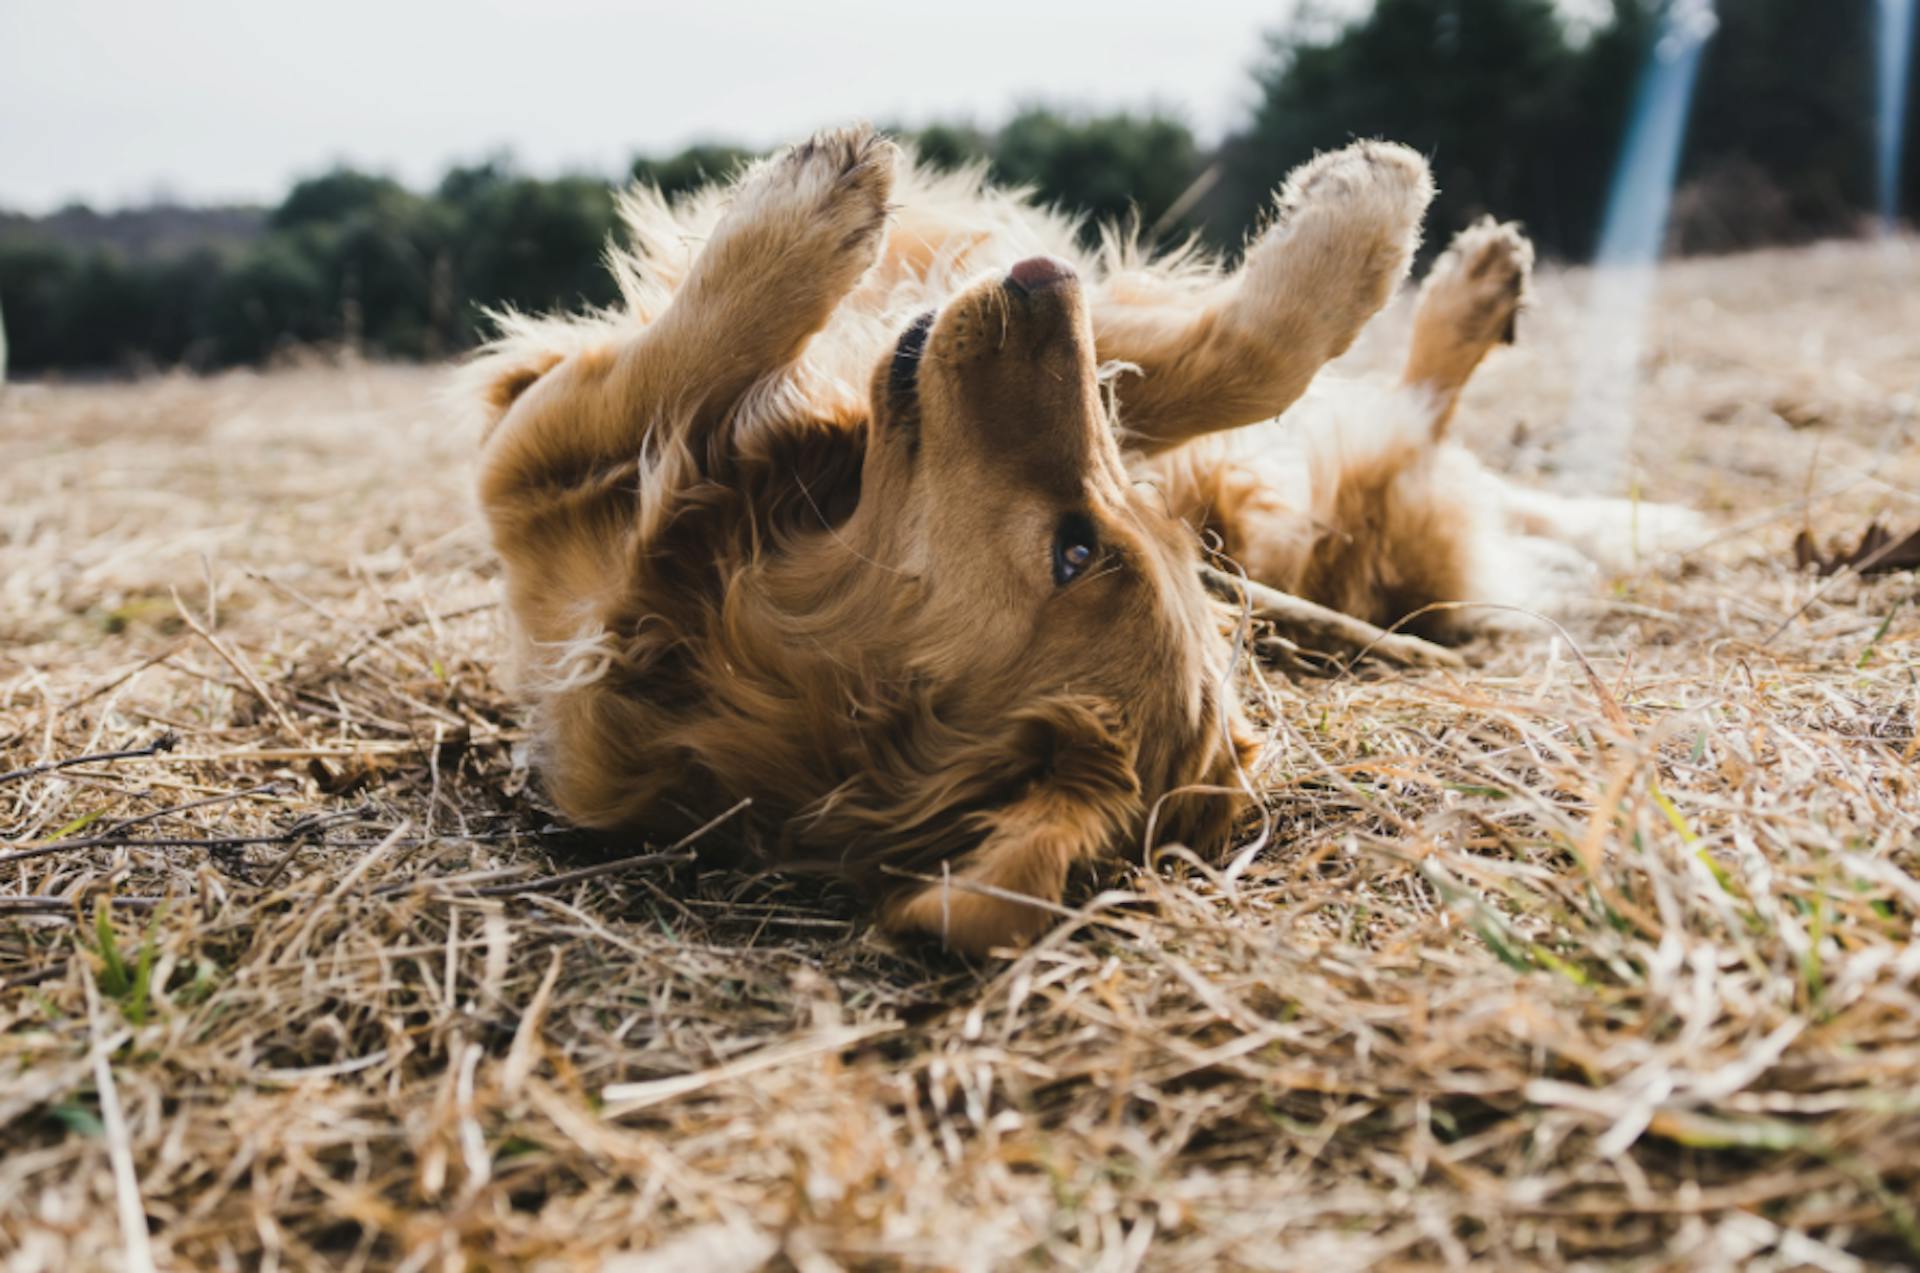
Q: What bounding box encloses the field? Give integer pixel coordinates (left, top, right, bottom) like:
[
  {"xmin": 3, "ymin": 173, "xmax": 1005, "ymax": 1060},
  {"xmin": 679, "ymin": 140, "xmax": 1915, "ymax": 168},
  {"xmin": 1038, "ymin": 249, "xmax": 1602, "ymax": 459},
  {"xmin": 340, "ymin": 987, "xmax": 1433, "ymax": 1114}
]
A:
[{"xmin": 4, "ymin": 239, "xmax": 1920, "ymax": 1270}]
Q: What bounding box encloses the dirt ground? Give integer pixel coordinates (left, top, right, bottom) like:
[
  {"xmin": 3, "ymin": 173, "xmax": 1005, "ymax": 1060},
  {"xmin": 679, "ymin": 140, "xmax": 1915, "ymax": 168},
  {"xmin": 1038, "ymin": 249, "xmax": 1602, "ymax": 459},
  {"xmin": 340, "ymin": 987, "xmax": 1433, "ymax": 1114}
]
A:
[{"xmin": 3, "ymin": 239, "xmax": 1919, "ymax": 1270}]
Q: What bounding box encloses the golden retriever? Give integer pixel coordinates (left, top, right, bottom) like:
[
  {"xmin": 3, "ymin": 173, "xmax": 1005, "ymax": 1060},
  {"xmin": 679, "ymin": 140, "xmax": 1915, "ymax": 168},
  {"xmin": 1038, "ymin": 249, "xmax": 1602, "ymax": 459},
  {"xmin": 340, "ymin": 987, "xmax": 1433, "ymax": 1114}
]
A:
[{"xmin": 468, "ymin": 125, "xmax": 1692, "ymax": 954}]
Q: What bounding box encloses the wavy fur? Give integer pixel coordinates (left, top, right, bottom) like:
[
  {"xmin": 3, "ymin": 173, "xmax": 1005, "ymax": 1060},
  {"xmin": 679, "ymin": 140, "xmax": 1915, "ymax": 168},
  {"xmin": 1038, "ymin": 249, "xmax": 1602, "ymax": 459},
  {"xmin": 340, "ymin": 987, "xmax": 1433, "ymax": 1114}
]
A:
[{"xmin": 471, "ymin": 127, "xmax": 1699, "ymax": 954}]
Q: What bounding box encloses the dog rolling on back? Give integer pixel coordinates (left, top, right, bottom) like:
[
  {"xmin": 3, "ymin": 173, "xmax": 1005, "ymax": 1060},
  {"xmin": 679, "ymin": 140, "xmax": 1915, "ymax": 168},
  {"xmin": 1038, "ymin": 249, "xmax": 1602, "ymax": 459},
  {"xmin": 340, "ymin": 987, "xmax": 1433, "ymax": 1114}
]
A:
[{"xmin": 469, "ymin": 126, "xmax": 1694, "ymax": 954}]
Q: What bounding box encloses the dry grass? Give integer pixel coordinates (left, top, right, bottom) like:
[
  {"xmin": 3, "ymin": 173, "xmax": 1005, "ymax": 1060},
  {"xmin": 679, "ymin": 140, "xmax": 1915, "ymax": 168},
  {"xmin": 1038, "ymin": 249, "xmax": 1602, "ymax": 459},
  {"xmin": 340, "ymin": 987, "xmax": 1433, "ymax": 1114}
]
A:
[{"xmin": 4, "ymin": 239, "xmax": 1920, "ymax": 1271}]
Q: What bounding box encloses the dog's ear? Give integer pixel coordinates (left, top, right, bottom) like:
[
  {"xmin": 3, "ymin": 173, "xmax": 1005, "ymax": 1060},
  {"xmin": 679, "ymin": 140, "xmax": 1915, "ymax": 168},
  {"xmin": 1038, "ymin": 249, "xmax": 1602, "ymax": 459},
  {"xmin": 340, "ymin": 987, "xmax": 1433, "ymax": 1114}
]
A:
[
  {"xmin": 880, "ymin": 790, "xmax": 1113, "ymax": 954},
  {"xmin": 880, "ymin": 700, "xmax": 1141, "ymax": 956}
]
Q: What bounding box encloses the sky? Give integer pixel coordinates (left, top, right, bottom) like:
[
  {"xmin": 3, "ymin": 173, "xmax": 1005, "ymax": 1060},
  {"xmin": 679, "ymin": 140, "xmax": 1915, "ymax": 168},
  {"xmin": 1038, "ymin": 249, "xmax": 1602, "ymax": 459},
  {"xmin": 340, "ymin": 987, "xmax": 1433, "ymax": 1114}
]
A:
[{"xmin": 0, "ymin": 0, "xmax": 1344, "ymax": 213}]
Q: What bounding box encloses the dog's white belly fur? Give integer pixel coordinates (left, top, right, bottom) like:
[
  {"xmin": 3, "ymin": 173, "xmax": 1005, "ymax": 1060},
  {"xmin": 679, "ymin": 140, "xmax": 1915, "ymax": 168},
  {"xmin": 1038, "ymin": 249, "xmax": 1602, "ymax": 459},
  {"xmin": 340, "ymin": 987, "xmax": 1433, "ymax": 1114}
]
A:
[{"xmin": 1171, "ymin": 376, "xmax": 1705, "ymax": 628}]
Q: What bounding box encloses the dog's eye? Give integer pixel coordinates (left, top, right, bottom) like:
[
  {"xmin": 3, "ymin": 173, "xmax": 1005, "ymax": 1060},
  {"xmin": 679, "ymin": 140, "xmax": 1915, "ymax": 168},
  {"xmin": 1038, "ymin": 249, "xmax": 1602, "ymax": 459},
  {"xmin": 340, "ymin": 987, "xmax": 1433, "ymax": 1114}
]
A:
[{"xmin": 1052, "ymin": 514, "xmax": 1099, "ymax": 587}]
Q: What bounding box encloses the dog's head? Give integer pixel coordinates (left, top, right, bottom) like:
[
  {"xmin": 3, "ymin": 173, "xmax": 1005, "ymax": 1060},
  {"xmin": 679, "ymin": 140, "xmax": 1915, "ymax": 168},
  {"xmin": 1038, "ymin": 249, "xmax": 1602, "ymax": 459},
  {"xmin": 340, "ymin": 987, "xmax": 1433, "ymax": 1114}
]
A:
[{"xmin": 830, "ymin": 256, "xmax": 1255, "ymax": 950}]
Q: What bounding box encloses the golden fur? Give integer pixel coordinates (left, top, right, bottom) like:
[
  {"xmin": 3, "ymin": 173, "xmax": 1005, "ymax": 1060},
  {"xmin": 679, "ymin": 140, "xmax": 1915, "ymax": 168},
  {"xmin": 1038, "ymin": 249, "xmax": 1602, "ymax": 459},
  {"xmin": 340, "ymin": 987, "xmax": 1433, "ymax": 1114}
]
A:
[{"xmin": 468, "ymin": 126, "xmax": 1696, "ymax": 955}]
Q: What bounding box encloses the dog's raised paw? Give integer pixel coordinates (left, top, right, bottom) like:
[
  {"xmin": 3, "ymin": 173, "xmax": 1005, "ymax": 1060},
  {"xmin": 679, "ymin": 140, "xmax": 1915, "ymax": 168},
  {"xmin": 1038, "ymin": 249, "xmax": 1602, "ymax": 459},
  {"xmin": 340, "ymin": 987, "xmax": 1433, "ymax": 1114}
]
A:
[
  {"xmin": 769, "ymin": 124, "xmax": 896, "ymax": 250},
  {"xmin": 1232, "ymin": 140, "xmax": 1436, "ymax": 362},
  {"xmin": 1419, "ymin": 217, "xmax": 1535, "ymax": 348},
  {"xmin": 1272, "ymin": 140, "xmax": 1435, "ymax": 256},
  {"xmin": 706, "ymin": 124, "xmax": 898, "ymax": 287}
]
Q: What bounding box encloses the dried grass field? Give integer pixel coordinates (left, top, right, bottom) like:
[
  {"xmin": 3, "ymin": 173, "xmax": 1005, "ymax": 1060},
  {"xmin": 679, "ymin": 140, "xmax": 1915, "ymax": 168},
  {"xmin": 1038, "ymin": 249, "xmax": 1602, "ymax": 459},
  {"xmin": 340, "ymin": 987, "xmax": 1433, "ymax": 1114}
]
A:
[{"xmin": 4, "ymin": 239, "xmax": 1920, "ymax": 1270}]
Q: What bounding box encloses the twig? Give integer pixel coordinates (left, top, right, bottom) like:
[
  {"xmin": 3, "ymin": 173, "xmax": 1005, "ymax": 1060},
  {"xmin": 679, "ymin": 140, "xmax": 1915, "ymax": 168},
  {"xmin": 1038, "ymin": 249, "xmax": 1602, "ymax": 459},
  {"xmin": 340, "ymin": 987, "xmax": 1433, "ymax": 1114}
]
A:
[
  {"xmin": 339, "ymin": 602, "xmax": 499, "ymax": 670},
  {"xmin": 367, "ymin": 865, "xmax": 534, "ymax": 899},
  {"xmin": 57, "ymin": 644, "xmax": 188, "ymax": 714},
  {"xmin": 601, "ymin": 1020, "xmax": 902, "ymax": 1112},
  {"xmin": 0, "ymin": 780, "xmax": 283, "ymax": 847},
  {"xmin": 0, "ymin": 734, "xmax": 179, "ymax": 787},
  {"xmin": 1252, "ymin": 634, "xmax": 1340, "ymax": 678},
  {"xmin": 0, "ymin": 896, "xmax": 165, "ymax": 915},
  {"xmin": 253, "ymin": 808, "xmax": 381, "ymax": 890},
  {"xmin": 156, "ymin": 739, "xmax": 519, "ymax": 764},
  {"xmin": 94, "ymin": 781, "xmax": 286, "ymax": 836},
  {"xmin": 170, "ymin": 589, "xmax": 305, "ymax": 740},
  {"xmin": 82, "ymin": 962, "xmax": 158, "ymax": 1273},
  {"xmin": 1147, "ymin": 161, "xmax": 1223, "ymax": 242},
  {"xmin": 0, "ymin": 805, "xmax": 368, "ymax": 868},
  {"xmin": 395, "ymin": 798, "xmax": 751, "ymax": 900},
  {"xmin": 0, "ymin": 962, "xmax": 69, "ymax": 991},
  {"xmin": 1764, "ymin": 526, "xmax": 1920, "ymax": 645},
  {"xmin": 463, "ymin": 851, "xmax": 699, "ymax": 898},
  {"xmin": 1198, "ymin": 567, "xmax": 1465, "ymax": 670}
]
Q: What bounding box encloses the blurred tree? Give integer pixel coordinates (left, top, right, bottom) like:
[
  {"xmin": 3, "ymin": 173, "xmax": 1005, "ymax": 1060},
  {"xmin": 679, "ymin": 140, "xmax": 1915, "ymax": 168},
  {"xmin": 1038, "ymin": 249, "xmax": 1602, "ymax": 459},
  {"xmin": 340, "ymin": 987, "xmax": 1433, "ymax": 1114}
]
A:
[
  {"xmin": 437, "ymin": 158, "xmax": 514, "ymax": 210},
  {"xmin": 0, "ymin": 243, "xmax": 83, "ymax": 373},
  {"xmin": 1677, "ymin": 0, "xmax": 1878, "ymax": 249},
  {"xmin": 1211, "ymin": 0, "xmax": 1613, "ymax": 257},
  {"xmin": 272, "ymin": 169, "xmax": 410, "ymax": 230},
  {"xmin": 453, "ymin": 176, "xmax": 620, "ymax": 328},
  {"xmin": 899, "ymin": 122, "xmax": 993, "ymax": 171},
  {"xmin": 989, "ymin": 108, "xmax": 1205, "ymax": 242},
  {"xmin": 2, "ymin": 1, "xmax": 1908, "ymax": 374},
  {"xmin": 631, "ymin": 144, "xmax": 758, "ymax": 198},
  {"xmin": 1907, "ymin": 0, "xmax": 1920, "ymax": 226},
  {"xmin": 205, "ymin": 235, "xmax": 332, "ymax": 364}
]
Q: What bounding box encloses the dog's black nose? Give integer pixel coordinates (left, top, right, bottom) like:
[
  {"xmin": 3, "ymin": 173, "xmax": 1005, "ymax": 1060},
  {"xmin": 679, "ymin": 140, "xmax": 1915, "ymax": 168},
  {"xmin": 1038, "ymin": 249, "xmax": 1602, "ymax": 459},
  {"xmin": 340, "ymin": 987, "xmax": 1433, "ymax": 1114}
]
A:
[{"xmin": 1005, "ymin": 255, "xmax": 1075, "ymax": 294}]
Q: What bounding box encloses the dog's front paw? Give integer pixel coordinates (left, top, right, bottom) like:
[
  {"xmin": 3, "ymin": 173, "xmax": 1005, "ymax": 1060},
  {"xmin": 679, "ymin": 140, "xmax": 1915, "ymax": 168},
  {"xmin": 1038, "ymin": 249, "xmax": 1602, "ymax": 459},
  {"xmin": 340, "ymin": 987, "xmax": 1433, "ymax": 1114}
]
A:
[
  {"xmin": 881, "ymin": 880, "xmax": 1055, "ymax": 958},
  {"xmin": 730, "ymin": 124, "xmax": 896, "ymax": 269},
  {"xmin": 1235, "ymin": 140, "xmax": 1435, "ymax": 353}
]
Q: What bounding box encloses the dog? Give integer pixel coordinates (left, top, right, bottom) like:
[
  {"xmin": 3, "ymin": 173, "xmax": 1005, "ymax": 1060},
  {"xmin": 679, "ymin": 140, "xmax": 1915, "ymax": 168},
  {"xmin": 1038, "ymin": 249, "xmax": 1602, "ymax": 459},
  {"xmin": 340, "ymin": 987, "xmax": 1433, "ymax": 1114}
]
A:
[{"xmin": 468, "ymin": 125, "xmax": 1693, "ymax": 955}]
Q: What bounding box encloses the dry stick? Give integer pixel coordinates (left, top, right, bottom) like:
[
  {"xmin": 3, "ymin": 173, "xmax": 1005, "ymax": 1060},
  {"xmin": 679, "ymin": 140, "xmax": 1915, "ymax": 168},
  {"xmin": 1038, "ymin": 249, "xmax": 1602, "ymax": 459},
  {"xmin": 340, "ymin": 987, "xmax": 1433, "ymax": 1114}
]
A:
[
  {"xmin": 1333, "ymin": 598, "xmax": 1632, "ymax": 732},
  {"xmin": 91, "ymin": 780, "xmax": 287, "ymax": 836},
  {"xmin": 404, "ymin": 798, "xmax": 752, "ymax": 900},
  {"xmin": 82, "ymin": 962, "xmax": 158, "ymax": 1273},
  {"xmin": 367, "ymin": 865, "xmax": 536, "ymax": 899},
  {"xmin": 1762, "ymin": 526, "xmax": 1920, "ymax": 646},
  {"xmin": 0, "ymin": 806, "xmax": 368, "ymax": 869},
  {"xmin": 1, "ymin": 895, "xmax": 163, "ymax": 914},
  {"xmin": 170, "ymin": 588, "xmax": 305, "ymax": 740},
  {"xmin": 463, "ymin": 851, "xmax": 698, "ymax": 898},
  {"xmin": 252, "ymin": 808, "xmax": 379, "ymax": 890},
  {"xmin": 601, "ymin": 1020, "xmax": 903, "ymax": 1111},
  {"xmin": 1147, "ymin": 161, "xmax": 1224, "ymax": 243},
  {"xmin": 56, "ymin": 643, "xmax": 188, "ymax": 714},
  {"xmin": 1252, "ymin": 634, "xmax": 1339, "ymax": 678},
  {"xmin": 338, "ymin": 601, "xmax": 500, "ymax": 671},
  {"xmin": 1198, "ymin": 567, "xmax": 1465, "ymax": 671},
  {"xmin": 244, "ymin": 568, "xmax": 475, "ymax": 678},
  {"xmin": 2, "ymin": 780, "xmax": 283, "ymax": 852},
  {"xmin": 0, "ymin": 733, "xmax": 179, "ymax": 787},
  {"xmin": 0, "ymin": 962, "xmax": 69, "ymax": 991}
]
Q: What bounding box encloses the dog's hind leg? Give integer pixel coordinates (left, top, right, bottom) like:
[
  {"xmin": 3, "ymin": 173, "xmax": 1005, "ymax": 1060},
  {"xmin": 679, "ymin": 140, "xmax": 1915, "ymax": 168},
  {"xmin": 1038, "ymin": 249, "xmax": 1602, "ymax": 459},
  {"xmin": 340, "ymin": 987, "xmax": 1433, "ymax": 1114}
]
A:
[
  {"xmin": 1402, "ymin": 217, "xmax": 1533, "ymax": 439},
  {"xmin": 1271, "ymin": 222, "xmax": 1529, "ymax": 632},
  {"xmin": 1095, "ymin": 141, "xmax": 1433, "ymax": 456}
]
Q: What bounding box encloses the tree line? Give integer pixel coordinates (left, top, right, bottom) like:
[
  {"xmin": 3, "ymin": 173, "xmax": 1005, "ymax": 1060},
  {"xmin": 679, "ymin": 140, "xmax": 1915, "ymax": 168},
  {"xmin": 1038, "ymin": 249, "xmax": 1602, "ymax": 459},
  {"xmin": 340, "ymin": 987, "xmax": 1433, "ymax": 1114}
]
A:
[{"xmin": 1, "ymin": 0, "xmax": 1911, "ymax": 375}]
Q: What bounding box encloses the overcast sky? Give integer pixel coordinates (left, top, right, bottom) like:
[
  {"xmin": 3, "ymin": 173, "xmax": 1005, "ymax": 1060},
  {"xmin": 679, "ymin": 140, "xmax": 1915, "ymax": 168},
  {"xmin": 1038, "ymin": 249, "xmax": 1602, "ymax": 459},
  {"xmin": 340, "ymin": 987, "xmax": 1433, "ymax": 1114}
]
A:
[{"xmin": 0, "ymin": 0, "xmax": 1353, "ymax": 213}]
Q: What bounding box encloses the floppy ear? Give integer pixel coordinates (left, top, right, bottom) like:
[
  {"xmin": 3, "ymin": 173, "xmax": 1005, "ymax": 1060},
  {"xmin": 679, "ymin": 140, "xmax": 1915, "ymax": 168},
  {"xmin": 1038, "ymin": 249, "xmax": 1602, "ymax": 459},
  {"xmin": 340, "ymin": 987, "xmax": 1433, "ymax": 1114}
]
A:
[
  {"xmin": 879, "ymin": 704, "xmax": 1142, "ymax": 956},
  {"xmin": 880, "ymin": 787, "xmax": 1132, "ymax": 955}
]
